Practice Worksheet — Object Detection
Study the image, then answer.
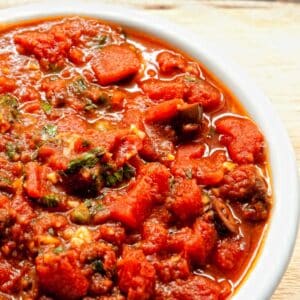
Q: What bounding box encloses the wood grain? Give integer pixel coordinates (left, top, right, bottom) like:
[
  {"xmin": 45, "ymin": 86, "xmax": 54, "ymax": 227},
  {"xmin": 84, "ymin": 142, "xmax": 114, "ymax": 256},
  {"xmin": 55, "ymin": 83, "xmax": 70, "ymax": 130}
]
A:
[{"xmin": 1, "ymin": 1, "xmax": 300, "ymax": 299}]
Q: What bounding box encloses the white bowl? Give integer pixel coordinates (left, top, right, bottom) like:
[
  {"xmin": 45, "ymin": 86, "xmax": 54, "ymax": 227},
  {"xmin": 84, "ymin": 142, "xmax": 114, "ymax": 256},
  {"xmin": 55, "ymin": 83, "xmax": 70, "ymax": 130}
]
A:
[{"xmin": 0, "ymin": 1, "xmax": 299, "ymax": 299}]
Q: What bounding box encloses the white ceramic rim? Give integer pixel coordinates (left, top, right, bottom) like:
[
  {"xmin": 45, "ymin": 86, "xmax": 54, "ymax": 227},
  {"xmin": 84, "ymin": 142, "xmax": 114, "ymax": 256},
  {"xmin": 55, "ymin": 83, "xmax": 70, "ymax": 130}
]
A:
[{"xmin": 0, "ymin": 1, "xmax": 299, "ymax": 299}]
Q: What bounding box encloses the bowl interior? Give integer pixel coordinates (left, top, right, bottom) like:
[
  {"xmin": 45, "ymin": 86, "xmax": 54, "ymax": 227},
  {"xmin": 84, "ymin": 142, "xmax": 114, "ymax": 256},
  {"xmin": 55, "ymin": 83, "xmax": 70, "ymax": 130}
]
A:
[{"xmin": 0, "ymin": 1, "xmax": 299, "ymax": 299}]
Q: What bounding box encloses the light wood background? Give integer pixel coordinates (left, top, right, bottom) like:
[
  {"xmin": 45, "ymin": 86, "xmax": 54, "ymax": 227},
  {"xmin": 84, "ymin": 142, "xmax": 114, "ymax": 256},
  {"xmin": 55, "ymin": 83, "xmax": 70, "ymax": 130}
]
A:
[{"xmin": 0, "ymin": 0, "xmax": 300, "ymax": 299}]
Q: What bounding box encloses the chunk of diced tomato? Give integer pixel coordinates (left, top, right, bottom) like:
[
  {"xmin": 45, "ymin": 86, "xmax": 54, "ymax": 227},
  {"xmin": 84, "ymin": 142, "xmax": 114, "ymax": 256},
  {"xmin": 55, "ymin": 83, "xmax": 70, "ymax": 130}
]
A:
[
  {"xmin": 193, "ymin": 151, "xmax": 226, "ymax": 185},
  {"xmin": 56, "ymin": 114, "xmax": 88, "ymax": 133},
  {"xmin": 172, "ymin": 149, "xmax": 226, "ymax": 185},
  {"xmin": 184, "ymin": 219, "xmax": 217, "ymax": 265},
  {"xmin": 24, "ymin": 162, "xmax": 48, "ymax": 198},
  {"xmin": 113, "ymin": 134, "xmax": 143, "ymax": 167},
  {"xmin": 215, "ymin": 116, "xmax": 264, "ymax": 164},
  {"xmin": 68, "ymin": 47, "xmax": 86, "ymax": 65},
  {"xmin": 14, "ymin": 31, "xmax": 71, "ymax": 70},
  {"xmin": 140, "ymin": 77, "xmax": 186, "ymax": 101},
  {"xmin": 110, "ymin": 163, "xmax": 171, "ymax": 228},
  {"xmin": 175, "ymin": 143, "xmax": 205, "ymax": 161},
  {"xmin": 213, "ymin": 238, "xmax": 246, "ymax": 271},
  {"xmin": 186, "ymin": 79, "xmax": 222, "ymax": 111},
  {"xmin": 0, "ymin": 76, "xmax": 16, "ymax": 94},
  {"xmin": 156, "ymin": 275, "xmax": 222, "ymax": 300},
  {"xmin": 142, "ymin": 219, "xmax": 168, "ymax": 254},
  {"xmin": 157, "ymin": 51, "xmax": 186, "ymax": 74},
  {"xmin": 145, "ymin": 98, "xmax": 184, "ymax": 123},
  {"xmin": 92, "ymin": 44, "xmax": 140, "ymax": 85},
  {"xmin": 0, "ymin": 260, "xmax": 21, "ymax": 294},
  {"xmin": 118, "ymin": 247, "xmax": 156, "ymax": 300},
  {"xmin": 171, "ymin": 179, "xmax": 203, "ymax": 221},
  {"xmin": 36, "ymin": 251, "xmax": 89, "ymax": 299}
]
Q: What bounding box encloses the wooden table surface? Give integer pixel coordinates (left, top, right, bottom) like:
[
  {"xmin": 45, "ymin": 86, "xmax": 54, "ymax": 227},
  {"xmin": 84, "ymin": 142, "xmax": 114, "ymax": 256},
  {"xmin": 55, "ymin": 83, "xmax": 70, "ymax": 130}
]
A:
[{"xmin": 1, "ymin": 0, "xmax": 300, "ymax": 299}]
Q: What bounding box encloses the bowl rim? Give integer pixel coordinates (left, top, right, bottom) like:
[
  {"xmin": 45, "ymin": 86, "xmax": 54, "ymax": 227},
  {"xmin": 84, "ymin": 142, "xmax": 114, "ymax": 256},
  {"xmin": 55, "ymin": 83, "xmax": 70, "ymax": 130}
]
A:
[{"xmin": 0, "ymin": 1, "xmax": 299, "ymax": 299}]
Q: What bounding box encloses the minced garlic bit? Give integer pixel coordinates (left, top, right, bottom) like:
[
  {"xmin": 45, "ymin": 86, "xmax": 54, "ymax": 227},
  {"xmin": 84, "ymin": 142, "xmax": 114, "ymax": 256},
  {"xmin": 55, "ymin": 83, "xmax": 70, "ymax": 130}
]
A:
[
  {"xmin": 167, "ymin": 153, "xmax": 175, "ymax": 161},
  {"xmin": 38, "ymin": 235, "xmax": 60, "ymax": 246},
  {"xmin": 130, "ymin": 124, "xmax": 146, "ymax": 139},
  {"xmin": 47, "ymin": 172, "xmax": 58, "ymax": 184},
  {"xmin": 223, "ymin": 161, "xmax": 236, "ymax": 172},
  {"xmin": 202, "ymin": 193, "xmax": 211, "ymax": 205},
  {"xmin": 70, "ymin": 226, "xmax": 92, "ymax": 247}
]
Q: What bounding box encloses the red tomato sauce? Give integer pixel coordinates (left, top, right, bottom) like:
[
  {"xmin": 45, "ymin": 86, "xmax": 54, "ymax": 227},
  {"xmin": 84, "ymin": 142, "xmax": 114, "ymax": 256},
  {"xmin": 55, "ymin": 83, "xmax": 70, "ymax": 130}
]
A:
[{"xmin": 0, "ymin": 17, "xmax": 271, "ymax": 299}]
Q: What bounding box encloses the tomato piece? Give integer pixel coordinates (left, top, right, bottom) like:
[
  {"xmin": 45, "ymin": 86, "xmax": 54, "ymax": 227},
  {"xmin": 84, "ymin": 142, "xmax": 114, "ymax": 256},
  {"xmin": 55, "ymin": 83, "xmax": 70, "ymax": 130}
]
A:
[
  {"xmin": 193, "ymin": 151, "xmax": 226, "ymax": 185},
  {"xmin": 145, "ymin": 98, "xmax": 184, "ymax": 123},
  {"xmin": 98, "ymin": 223, "xmax": 125, "ymax": 246},
  {"xmin": 153, "ymin": 255, "xmax": 190, "ymax": 283},
  {"xmin": 19, "ymin": 86, "xmax": 40, "ymax": 102},
  {"xmin": 186, "ymin": 79, "xmax": 222, "ymax": 111},
  {"xmin": 0, "ymin": 260, "xmax": 21, "ymax": 294},
  {"xmin": 156, "ymin": 275, "xmax": 221, "ymax": 300},
  {"xmin": 172, "ymin": 149, "xmax": 226, "ymax": 185},
  {"xmin": 24, "ymin": 162, "xmax": 48, "ymax": 198},
  {"xmin": 36, "ymin": 251, "xmax": 89, "ymax": 299},
  {"xmin": 141, "ymin": 77, "xmax": 186, "ymax": 101},
  {"xmin": 110, "ymin": 163, "xmax": 171, "ymax": 228},
  {"xmin": 142, "ymin": 219, "xmax": 168, "ymax": 254},
  {"xmin": 14, "ymin": 31, "xmax": 71, "ymax": 70},
  {"xmin": 11, "ymin": 193, "xmax": 35, "ymax": 224},
  {"xmin": 118, "ymin": 247, "xmax": 156, "ymax": 300},
  {"xmin": 168, "ymin": 219, "xmax": 217, "ymax": 266},
  {"xmin": 184, "ymin": 218, "xmax": 217, "ymax": 265},
  {"xmin": 213, "ymin": 238, "xmax": 246, "ymax": 271},
  {"xmin": 92, "ymin": 44, "xmax": 140, "ymax": 85},
  {"xmin": 113, "ymin": 134, "xmax": 143, "ymax": 167},
  {"xmin": 174, "ymin": 143, "xmax": 205, "ymax": 162},
  {"xmin": 157, "ymin": 51, "xmax": 186, "ymax": 74},
  {"xmin": 68, "ymin": 47, "xmax": 86, "ymax": 65},
  {"xmin": 215, "ymin": 116, "xmax": 264, "ymax": 163},
  {"xmin": 171, "ymin": 179, "xmax": 203, "ymax": 221},
  {"xmin": 219, "ymin": 164, "xmax": 267, "ymax": 201},
  {"xmin": 0, "ymin": 76, "xmax": 16, "ymax": 94},
  {"xmin": 56, "ymin": 114, "xmax": 88, "ymax": 133},
  {"xmin": 22, "ymin": 100, "xmax": 41, "ymax": 113}
]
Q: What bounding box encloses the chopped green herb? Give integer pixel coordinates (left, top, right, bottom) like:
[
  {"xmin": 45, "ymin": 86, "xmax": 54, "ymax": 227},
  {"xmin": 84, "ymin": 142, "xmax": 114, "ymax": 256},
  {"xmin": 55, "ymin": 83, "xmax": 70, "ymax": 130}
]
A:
[
  {"xmin": 42, "ymin": 124, "xmax": 57, "ymax": 140},
  {"xmin": 104, "ymin": 164, "xmax": 135, "ymax": 187},
  {"xmin": 0, "ymin": 94, "xmax": 19, "ymax": 123},
  {"xmin": 123, "ymin": 164, "xmax": 136, "ymax": 180},
  {"xmin": 71, "ymin": 203, "xmax": 91, "ymax": 224},
  {"xmin": 41, "ymin": 101, "xmax": 52, "ymax": 114},
  {"xmin": 0, "ymin": 94, "xmax": 18, "ymax": 108},
  {"xmin": 5, "ymin": 142, "xmax": 17, "ymax": 160},
  {"xmin": 41, "ymin": 194, "xmax": 60, "ymax": 207},
  {"xmin": 66, "ymin": 148, "xmax": 105, "ymax": 174},
  {"xmin": 53, "ymin": 246, "xmax": 64, "ymax": 254},
  {"xmin": 69, "ymin": 77, "xmax": 87, "ymax": 94},
  {"xmin": 92, "ymin": 259, "xmax": 104, "ymax": 274},
  {"xmin": 83, "ymin": 199, "xmax": 103, "ymax": 216}
]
